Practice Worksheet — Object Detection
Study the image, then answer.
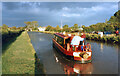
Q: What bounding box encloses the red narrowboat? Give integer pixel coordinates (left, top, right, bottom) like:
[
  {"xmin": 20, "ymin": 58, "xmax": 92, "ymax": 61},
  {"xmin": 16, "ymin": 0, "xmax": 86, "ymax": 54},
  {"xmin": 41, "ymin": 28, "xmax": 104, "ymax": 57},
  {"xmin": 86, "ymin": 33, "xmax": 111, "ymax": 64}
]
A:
[
  {"xmin": 53, "ymin": 49, "xmax": 93, "ymax": 74},
  {"xmin": 52, "ymin": 33, "xmax": 92, "ymax": 63}
]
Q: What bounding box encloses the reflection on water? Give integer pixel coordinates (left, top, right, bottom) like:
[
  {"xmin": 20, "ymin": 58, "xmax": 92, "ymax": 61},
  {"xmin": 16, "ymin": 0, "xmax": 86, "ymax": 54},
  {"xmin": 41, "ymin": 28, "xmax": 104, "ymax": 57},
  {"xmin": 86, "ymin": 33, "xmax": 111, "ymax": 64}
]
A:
[
  {"xmin": 100, "ymin": 43, "xmax": 103, "ymax": 52},
  {"xmin": 39, "ymin": 38, "xmax": 45, "ymax": 41},
  {"xmin": 28, "ymin": 32, "xmax": 119, "ymax": 74},
  {"xmin": 53, "ymin": 49, "xmax": 93, "ymax": 74}
]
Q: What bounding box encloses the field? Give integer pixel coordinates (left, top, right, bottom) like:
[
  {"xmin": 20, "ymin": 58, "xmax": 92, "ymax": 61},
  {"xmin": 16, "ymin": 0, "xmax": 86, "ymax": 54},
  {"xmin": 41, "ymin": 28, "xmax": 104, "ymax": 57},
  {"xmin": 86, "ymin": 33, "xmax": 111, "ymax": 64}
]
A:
[{"xmin": 2, "ymin": 31, "xmax": 45, "ymax": 74}]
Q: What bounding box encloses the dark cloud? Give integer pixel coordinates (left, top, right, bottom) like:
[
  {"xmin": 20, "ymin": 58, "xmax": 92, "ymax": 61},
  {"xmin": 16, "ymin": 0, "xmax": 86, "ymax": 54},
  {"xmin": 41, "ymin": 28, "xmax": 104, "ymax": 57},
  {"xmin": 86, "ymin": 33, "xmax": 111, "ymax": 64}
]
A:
[
  {"xmin": 3, "ymin": 2, "xmax": 21, "ymax": 10},
  {"xmin": 2, "ymin": 2, "xmax": 118, "ymax": 27},
  {"xmin": 118, "ymin": 1, "xmax": 120, "ymax": 10}
]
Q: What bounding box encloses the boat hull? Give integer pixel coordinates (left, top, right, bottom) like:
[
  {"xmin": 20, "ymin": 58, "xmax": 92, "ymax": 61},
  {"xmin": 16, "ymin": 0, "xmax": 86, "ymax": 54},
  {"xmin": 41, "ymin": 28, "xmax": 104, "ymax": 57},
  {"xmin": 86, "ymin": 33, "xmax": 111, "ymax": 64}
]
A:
[{"xmin": 52, "ymin": 39, "xmax": 92, "ymax": 63}]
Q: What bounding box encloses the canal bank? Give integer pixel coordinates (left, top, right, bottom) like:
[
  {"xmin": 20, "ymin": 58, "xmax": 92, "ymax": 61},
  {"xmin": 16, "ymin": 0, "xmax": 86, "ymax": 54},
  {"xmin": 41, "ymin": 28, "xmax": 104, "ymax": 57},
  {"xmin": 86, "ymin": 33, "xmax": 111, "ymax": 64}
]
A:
[
  {"xmin": 34, "ymin": 31, "xmax": 120, "ymax": 44},
  {"xmin": 86, "ymin": 34, "xmax": 120, "ymax": 44},
  {"xmin": 2, "ymin": 31, "xmax": 45, "ymax": 74},
  {"xmin": 28, "ymin": 32, "xmax": 119, "ymax": 74}
]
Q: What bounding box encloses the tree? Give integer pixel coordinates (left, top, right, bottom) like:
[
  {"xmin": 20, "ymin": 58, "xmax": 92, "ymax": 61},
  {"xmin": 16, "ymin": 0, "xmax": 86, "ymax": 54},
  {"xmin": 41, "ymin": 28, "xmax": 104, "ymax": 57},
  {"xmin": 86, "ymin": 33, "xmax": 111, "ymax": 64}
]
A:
[
  {"xmin": 63, "ymin": 28, "xmax": 71, "ymax": 32},
  {"xmin": 45, "ymin": 25, "xmax": 52, "ymax": 31},
  {"xmin": 2, "ymin": 24, "xmax": 9, "ymax": 34},
  {"xmin": 55, "ymin": 25, "xmax": 60, "ymax": 32},
  {"xmin": 32, "ymin": 21, "xmax": 38, "ymax": 28},
  {"xmin": 17, "ymin": 27, "xmax": 24, "ymax": 31},
  {"xmin": 104, "ymin": 24, "xmax": 114, "ymax": 32},
  {"xmin": 81, "ymin": 25, "xmax": 86, "ymax": 31},
  {"xmin": 63, "ymin": 25, "xmax": 69, "ymax": 29},
  {"xmin": 11, "ymin": 26, "xmax": 17, "ymax": 30},
  {"xmin": 2, "ymin": 24, "xmax": 8, "ymax": 30},
  {"xmin": 108, "ymin": 10, "xmax": 120, "ymax": 23},
  {"xmin": 73, "ymin": 24, "xmax": 78, "ymax": 30},
  {"xmin": 56, "ymin": 25, "xmax": 60, "ymax": 30},
  {"xmin": 24, "ymin": 21, "xmax": 32, "ymax": 28},
  {"xmin": 50, "ymin": 27, "xmax": 56, "ymax": 31},
  {"xmin": 62, "ymin": 25, "xmax": 71, "ymax": 32},
  {"xmin": 78, "ymin": 10, "xmax": 120, "ymax": 32}
]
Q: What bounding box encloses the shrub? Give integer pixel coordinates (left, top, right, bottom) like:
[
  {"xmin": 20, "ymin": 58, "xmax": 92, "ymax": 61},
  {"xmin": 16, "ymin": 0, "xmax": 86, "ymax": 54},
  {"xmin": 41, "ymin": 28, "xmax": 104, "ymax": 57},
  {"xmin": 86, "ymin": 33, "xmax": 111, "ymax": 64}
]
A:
[{"xmin": 85, "ymin": 33, "xmax": 120, "ymax": 44}]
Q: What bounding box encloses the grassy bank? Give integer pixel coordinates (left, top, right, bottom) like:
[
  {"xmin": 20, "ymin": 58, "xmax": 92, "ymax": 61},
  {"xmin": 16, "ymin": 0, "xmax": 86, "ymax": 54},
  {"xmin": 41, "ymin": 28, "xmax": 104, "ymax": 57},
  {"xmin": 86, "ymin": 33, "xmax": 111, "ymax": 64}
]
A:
[
  {"xmin": 86, "ymin": 34, "xmax": 120, "ymax": 44},
  {"xmin": 35, "ymin": 31, "xmax": 120, "ymax": 44},
  {"xmin": 2, "ymin": 31, "xmax": 45, "ymax": 74},
  {"xmin": 2, "ymin": 29, "xmax": 23, "ymax": 43}
]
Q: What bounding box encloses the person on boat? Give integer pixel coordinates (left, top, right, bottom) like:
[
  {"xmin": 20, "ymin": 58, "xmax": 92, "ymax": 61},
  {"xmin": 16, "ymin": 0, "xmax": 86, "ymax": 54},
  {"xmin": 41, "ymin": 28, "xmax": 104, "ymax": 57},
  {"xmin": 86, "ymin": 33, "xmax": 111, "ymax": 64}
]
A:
[
  {"xmin": 71, "ymin": 33, "xmax": 83, "ymax": 51},
  {"xmin": 116, "ymin": 30, "xmax": 119, "ymax": 36},
  {"xmin": 81, "ymin": 31, "xmax": 86, "ymax": 44},
  {"xmin": 80, "ymin": 32, "xmax": 86, "ymax": 51},
  {"xmin": 71, "ymin": 33, "xmax": 80, "ymax": 51},
  {"xmin": 71, "ymin": 33, "xmax": 81, "ymax": 45}
]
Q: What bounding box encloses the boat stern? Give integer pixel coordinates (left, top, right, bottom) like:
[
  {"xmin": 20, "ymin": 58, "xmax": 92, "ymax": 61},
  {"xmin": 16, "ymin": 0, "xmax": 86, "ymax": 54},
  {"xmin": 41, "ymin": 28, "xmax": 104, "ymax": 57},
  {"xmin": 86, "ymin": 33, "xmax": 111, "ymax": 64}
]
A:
[{"xmin": 73, "ymin": 51, "xmax": 92, "ymax": 63}]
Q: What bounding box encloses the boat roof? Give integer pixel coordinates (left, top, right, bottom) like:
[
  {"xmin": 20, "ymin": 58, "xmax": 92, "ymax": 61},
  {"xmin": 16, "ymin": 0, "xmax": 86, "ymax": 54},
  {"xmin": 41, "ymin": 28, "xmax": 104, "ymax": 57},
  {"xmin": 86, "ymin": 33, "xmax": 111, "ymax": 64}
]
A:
[{"xmin": 54, "ymin": 33, "xmax": 70, "ymax": 39}]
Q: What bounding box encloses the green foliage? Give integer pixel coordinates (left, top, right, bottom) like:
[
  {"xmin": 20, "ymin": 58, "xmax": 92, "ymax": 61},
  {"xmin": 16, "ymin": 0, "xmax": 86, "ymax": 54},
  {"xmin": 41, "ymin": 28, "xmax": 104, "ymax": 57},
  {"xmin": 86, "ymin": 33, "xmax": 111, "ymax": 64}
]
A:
[
  {"xmin": 55, "ymin": 25, "xmax": 60, "ymax": 31},
  {"xmin": 45, "ymin": 25, "xmax": 52, "ymax": 31},
  {"xmin": 24, "ymin": 21, "xmax": 39, "ymax": 30},
  {"xmin": 82, "ymin": 10, "xmax": 120, "ymax": 32},
  {"xmin": 50, "ymin": 27, "xmax": 56, "ymax": 31},
  {"xmin": 108, "ymin": 16, "xmax": 117, "ymax": 23},
  {"xmin": 33, "ymin": 28, "xmax": 38, "ymax": 30},
  {"xmin": 2, "ymin": 24, "xmax": 24, "ymax": 42},
  {"xmin": 11, "ymin": 26, "xmax": 17, "ymax": 30},
  {"xmin": 2, "ymin": 24, "xmax": 8, "ymax": 30},
  {"xmin": 108, "ymin": 10, "xmax": 120, "ymax": 23},
  {"xmin": 43, "ymin": 10, "xmax": 120, "ymax": 33},
  {"xmin": 73, "ymin": 24, "xmax": 78, "ymax": 31},
  {"xmin": 63, "ymin": 25, "xmax": 69, "ymax": 29},
  {"xmin": 62, "ymin": 25, "xmax": 71, "ymax": 32},
  {"xmin": 32, "ymin": 21, "xmax": 38, "ymax": 28},
  {"xmin": 24, "ymin": 21, "xmax": 32, "ymax": 27},
  {"xmin": 2, "ymin": 32, "xmax": 45, "ymax": 74},
  {"xmin": 82, "ymin": 25, "xmax": 85, "ymax": 29},
  {"xmin": 45, "ymin": 25, "xmax": 61, "ymax": 32},
  {"xmin": 104, "ymin": 24, "xmax": 115, "ymax": 32},
  {"xmin": 86, "ymin": 34, "xmax": 120, "ymax": 44},
  {"xmin": 63, "ymin": 28, "xmax": 71, "ymax": 32}
]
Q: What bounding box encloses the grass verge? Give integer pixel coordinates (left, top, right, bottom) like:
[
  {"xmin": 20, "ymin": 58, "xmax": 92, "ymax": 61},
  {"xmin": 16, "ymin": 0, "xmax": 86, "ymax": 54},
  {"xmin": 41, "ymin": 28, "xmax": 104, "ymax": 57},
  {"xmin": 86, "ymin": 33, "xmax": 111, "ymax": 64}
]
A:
[
  {"xmin": 35, "ymin": 31, "xmax": 120, "ymax": 44},
  {"xmin": 2, "ymin": 31, "xmax": 45, "ymax": 74}
]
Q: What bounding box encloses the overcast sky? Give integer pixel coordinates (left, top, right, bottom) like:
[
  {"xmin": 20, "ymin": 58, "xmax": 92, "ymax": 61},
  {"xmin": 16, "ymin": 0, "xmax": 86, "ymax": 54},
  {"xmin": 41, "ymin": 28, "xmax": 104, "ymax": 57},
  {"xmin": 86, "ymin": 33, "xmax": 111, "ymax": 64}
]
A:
[{"xmin": 2, "ymin": 2, "xmax": 118, "ymax": 27}]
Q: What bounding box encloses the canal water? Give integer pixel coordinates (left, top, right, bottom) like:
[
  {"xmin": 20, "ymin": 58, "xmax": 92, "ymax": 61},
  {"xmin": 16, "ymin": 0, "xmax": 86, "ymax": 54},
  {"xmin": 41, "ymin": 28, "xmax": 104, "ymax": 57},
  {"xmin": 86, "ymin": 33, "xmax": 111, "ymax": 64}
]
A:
[{"xmin": 28, "ymin": 32, "xmax": 119, "ymax": 74}]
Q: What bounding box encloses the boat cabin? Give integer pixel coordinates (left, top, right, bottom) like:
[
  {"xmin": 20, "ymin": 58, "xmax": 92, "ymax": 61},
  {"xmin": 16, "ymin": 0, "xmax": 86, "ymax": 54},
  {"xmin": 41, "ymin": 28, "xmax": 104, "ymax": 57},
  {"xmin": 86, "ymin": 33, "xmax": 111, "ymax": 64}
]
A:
[
  {"xmin": 52, "ymin": 33, "xmax": 92, "ymax": 63},
  {"xmin": 53, "ymin": 33, "xmax": 91, "ymax": 52}
]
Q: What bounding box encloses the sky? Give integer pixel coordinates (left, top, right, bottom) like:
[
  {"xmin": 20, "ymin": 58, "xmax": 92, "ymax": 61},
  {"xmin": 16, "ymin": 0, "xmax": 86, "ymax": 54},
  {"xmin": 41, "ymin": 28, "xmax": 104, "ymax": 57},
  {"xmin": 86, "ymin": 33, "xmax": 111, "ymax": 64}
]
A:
[{"xmin": 2, "ymin": 2, "xmax": 118, "ymax": 27}]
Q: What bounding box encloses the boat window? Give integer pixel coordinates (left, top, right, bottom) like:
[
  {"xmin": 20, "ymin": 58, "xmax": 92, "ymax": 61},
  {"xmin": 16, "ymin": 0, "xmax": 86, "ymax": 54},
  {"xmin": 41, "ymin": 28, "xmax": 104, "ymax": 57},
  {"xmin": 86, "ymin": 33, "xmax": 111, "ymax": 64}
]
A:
[
  {"xmin": 53, "ymin": 35, "xmax": 55, "ymax": 39},
  {"xmin": 55, "ymin": 36, "xmax": 57, "ymax": 41},
  {"xmin": 53, "ymin": 35, "xmax": 57, "ymax": 41},
  {"xmin": 57, "ymin": 37, "xmax": 64, "ymax": 47},
  {"xmin": 65, "ymin": 38, "xmax": 70, "ymax": 44},
  {"xmin": 53, "ymin": 35, "xmax": 55, "ymax": 38}
]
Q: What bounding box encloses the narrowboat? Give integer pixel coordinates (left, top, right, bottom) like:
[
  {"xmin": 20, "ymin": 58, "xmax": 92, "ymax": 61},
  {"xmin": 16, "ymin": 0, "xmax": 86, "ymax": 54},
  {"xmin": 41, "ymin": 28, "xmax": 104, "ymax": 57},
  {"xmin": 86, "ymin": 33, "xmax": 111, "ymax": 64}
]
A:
[
  {"xmin": 52, "ymin": 33, "xmax": 92, "ymax": 63},
  {"xmin": 53, "ymin": 49, "xmax": 93, "ymax": 74}
]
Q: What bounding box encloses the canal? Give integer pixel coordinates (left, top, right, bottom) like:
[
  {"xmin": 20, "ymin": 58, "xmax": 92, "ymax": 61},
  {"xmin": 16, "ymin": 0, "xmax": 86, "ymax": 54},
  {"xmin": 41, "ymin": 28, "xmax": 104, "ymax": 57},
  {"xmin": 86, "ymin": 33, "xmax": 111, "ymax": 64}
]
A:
[{"xmin": 28, "ymin": 32, "xmax": 119, "ymax": 74}]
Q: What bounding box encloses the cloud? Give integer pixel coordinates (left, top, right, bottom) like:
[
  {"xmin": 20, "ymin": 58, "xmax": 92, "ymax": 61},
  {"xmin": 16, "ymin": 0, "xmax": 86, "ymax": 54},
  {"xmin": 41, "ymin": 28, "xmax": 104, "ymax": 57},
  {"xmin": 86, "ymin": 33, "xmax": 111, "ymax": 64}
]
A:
[
  {"xmin": 2, "ymin": 2, "xmax": 118, "ymax": 27},
  {"xmin": 62, "ymin": 13, "xmax": 80, "ymax": 17},
  {"xmin": 118, "ymin": 1, "xmax": 120, "ymax": 10},
  {"xmin": 0, "ymin": 2, "xmax": 2, "ymax": 26}
]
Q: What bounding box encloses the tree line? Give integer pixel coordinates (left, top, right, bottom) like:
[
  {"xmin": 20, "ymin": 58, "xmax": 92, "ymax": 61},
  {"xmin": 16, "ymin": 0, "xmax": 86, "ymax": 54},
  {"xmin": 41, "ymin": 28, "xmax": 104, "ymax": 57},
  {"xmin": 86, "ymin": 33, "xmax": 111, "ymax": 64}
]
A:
[
  {"xmin": 24, "ymin": 21, "xmax": 39, "ymax": 30},
  {"xmin": 45, "ymin": 24, "xmax": 81, "ymax": 32},
  {"xmin": 84, "ymin": 10, "xmax": 120, "ymax": 33},
  {"xmin": 45, "ymin": 10, "xmax": 120, "ymax": 33},
  {"xmin": 1, "ymin": 10, "xmax": 120, "ymax": 34}
]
